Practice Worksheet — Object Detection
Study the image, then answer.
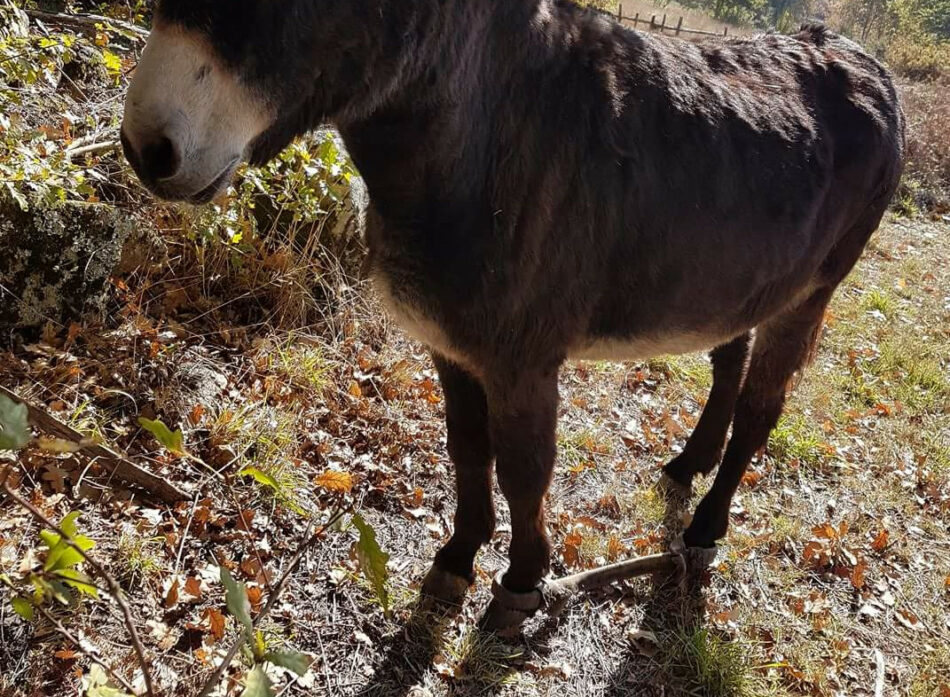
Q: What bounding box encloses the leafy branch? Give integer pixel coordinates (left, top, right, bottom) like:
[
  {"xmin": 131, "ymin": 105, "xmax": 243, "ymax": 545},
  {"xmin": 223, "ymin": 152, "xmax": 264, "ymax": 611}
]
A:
[{"xmin": 0, "ymin": 479, "xmax": 156, "ymax": 697}]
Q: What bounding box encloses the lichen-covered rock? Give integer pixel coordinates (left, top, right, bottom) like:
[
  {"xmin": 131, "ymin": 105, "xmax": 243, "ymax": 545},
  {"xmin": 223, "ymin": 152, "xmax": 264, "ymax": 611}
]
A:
[{"xmin": 0, "ymin": 196, "xmax": 135, "ymax": 331}]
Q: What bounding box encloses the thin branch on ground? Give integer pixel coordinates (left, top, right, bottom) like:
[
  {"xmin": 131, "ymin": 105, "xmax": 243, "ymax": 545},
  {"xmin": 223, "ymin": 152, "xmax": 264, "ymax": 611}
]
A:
[
  {"xmin": 0, "ymin": 481, "xmax": 156, "ymax": 697},
  {"xmin": 196, "ymin": 504, "xmax": 350, "ymax": 697},
  {"xmin": 67, "ymin": 140, "xmax": 120, "ymax": 160},
  {"xmin": 0, "ymin": 385, "xmax": 188, "ymax": 503},
  {"xmin": 35, "ymin": 602, "xmax": 139, "ymax": 695}
]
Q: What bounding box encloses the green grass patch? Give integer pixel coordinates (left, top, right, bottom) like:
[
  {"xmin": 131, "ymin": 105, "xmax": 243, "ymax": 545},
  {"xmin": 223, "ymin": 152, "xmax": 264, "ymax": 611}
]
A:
[
  {"xmin": 660, "ymin": 627, "xmax": 763, "ymax": 697},
  {"xmin": 872, "ymin": 337, "xmax": 949, "ymax": 411},
  {"xmin": 768, "ymin": 414, "xmax": 834, "ymax": 468},
  {"xmin": 861, "ymin": 288, "xmax": 896, "ymax": 318}
]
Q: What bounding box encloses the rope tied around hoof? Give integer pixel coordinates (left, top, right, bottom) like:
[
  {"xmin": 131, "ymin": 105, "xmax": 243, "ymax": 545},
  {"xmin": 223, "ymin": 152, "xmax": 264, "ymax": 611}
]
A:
[{"xmin": 480, "ymin": 538, "xmax": 719, "ymax": 632}]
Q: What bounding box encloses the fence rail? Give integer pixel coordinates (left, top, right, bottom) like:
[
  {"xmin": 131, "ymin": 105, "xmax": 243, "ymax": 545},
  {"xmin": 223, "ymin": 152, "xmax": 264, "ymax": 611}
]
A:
[{"xmin": 616, "ymin": 3, "xmax": 733, "ymax": 38}]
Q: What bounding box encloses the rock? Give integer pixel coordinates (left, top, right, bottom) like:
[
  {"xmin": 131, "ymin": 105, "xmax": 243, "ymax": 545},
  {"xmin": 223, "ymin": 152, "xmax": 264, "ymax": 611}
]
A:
[{"xmin": 0, "ymin": 195, "xmax": 136, "ymax": 333}]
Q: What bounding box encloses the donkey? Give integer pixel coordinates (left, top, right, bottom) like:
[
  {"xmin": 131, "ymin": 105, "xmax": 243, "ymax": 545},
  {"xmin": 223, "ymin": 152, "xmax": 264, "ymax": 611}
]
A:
[{"xmin": 121, "ymin": 0, "xmax": 905, "ymax": 630}]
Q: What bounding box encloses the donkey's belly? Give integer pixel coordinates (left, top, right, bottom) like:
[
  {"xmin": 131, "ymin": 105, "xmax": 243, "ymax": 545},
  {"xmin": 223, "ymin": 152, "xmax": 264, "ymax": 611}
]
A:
[{"xmin": 568, "ymin": 329, "xmax": 738, "ymax": 361}]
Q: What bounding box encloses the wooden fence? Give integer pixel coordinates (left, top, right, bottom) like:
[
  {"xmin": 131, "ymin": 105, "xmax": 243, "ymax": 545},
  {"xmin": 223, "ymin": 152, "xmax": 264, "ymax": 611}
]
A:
[{"xmin": 616, "ymin": 3, "xmax": 733, "ymax": 38}]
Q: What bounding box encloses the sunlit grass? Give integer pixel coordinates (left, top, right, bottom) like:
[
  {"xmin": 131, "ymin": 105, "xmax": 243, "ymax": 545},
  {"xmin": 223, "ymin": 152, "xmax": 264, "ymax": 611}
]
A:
[{"xmin": 659, "ymin": 627, "xmax": 765, "ymax": 697}]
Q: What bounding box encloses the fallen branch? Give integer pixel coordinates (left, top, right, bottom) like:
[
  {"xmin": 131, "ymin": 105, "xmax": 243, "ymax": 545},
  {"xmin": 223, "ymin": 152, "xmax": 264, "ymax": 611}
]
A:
[
  {"xmin": 67, "ymin": 140, "xmax": 120, "ymax": 160},
  {"xmin": 24, "ymin": 9, "xmax": 148, "ymax": 39},
  {"xmin": 196, "ymin": 505, "xmax": 350, "ymax": 697},
  {"xmin": 1, "ymin": 481, "xmax": 156, "ymax": 697},
  {"xmin": 0, "ymin": 385, "xmax": 188, "ymax": 503}
]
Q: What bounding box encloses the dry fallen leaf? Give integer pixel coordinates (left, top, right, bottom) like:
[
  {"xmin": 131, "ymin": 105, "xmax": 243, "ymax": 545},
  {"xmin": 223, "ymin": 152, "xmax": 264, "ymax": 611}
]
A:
[
  {"xmin": 628, "ymin": 629, "xmax": 659, "ymax": 657},
  {"xmin": 189, "ymin": 404, "xmax": 206, "ymax": 425},
  {"xmin": 184, "ymin": 576, "xmax": 202, "ymax": 600},
  {"xmin": 165, "ymin": 579, "xmax": 180, "ymax": 609},
  {"xmin": 895, "ymin": 608, "xmax": 924, "ymax": 631},
  {"xmin": 563, "ymin": 530, "xmax": 583, "ymax": 568},
  {"xmin": 205, "ymin": 608, "xmax": 226, "ymax": 641},
  {"xmin": 850, "ymin": 561, "xmax": 868, "ymax": 590},
  {"xmin": 526, "ymin": 661, "xmax": 574, "ymax": 680},
  {"xmin": 247, "ymin": 585, "xmax": 263, "ymax": 609},
  {"xmin": 315, "ymin": 470, "xmax": 354, "ymax": 493}
]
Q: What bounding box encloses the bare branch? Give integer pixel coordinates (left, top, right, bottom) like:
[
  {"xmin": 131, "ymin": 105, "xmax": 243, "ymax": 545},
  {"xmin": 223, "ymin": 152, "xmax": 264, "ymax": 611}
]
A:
[
  {"xmin": 24, "ymin": 9, "xmax": 148, "ymax": 39},
  {"xmin": 67, "ymin": 140, "xmax": 120, "ymax": 160}
]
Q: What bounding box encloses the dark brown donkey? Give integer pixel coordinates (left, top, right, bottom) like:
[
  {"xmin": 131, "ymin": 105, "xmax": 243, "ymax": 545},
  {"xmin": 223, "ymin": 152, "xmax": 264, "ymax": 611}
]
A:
[{"xmin": 120, "ymin": 0, "xmax": 905, "ymax": 629}]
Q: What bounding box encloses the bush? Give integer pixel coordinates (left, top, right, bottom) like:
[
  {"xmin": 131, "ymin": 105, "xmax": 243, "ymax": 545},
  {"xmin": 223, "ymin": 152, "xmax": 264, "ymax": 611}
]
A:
[
  {"xmin": 886, "ymin": 33, "xmax": 950, "ymax": 82},
  {"xmin": 898, "ymin": 79, "xmax": 950, "ymax": 210}
]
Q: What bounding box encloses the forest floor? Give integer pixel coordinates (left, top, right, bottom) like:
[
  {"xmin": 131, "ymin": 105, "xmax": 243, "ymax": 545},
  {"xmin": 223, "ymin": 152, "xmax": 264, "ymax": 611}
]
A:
[{"xmin": 1, "ymin": 210, "xmax": 948, "ymax": 697}]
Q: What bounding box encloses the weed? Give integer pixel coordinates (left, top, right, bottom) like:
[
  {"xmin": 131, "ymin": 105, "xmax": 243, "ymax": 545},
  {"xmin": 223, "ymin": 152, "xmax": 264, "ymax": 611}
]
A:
[
  {"xmin": 768, "ymin": 414, "xmax": 834, "ymax": 468},
  {"xmin": 257, "ymin": 336, "xmax": 333, "ymax": 393},
  {"xmin": 449, "ymin": 629, "xmax": 525, "ymax": 689},
  {"xmin": 630, "ymin": 487, "xmax": 667, "ymax": 527},
  {"xmin": 861, "ymin": 288, "xmax": 895, "ymax": 318},
  {"xmin": 661, "ymin": 627, "xmax": 761, "ymax": 697},
  {"xmin": 558, "ymin": 427, "xmax": 612, "ymax": 468},
  {"xmin": 116, "ymin": 530, "xmax": 164, "ymax": 582}
]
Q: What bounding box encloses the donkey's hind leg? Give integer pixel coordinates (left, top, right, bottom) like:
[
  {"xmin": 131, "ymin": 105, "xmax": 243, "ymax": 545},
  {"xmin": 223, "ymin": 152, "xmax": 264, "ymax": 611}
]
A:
[
  {"xmin": 663, "ymin": 332, "xmax": 751, "ymax": 489},
  {"xmin": 683, "ymin": 287, "xmax": 834, "ymax": 549}
]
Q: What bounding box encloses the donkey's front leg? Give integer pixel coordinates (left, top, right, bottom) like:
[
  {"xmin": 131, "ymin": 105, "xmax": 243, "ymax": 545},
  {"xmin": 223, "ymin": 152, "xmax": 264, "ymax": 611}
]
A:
[
  {"xmin": 480, "ymin": 366, "xmax": 559, "ymax": 632},
  {"xmin": 421, "ymin": 354, "xmax": 496, "ymax": 605}
]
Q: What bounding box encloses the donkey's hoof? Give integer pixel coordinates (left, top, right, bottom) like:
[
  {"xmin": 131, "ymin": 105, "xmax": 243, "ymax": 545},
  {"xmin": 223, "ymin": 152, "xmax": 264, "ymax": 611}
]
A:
[
  {"xmin": 420, "ymin": 565, "xmax": 471, "ymax": 606},
  {"xmin": 479, "ymin": 598, "xmax": 532, "ymax": 636},
  {"xmin": 478, "ymin": 572, "xmax": 545, "ymax": 635},
  {"xmin": 670, "ymin": 534, "xmax": 718, "ymax": 578}
]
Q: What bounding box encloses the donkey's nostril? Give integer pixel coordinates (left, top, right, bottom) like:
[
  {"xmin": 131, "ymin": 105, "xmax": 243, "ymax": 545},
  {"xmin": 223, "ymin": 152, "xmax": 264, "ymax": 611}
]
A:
[{"xmin": 141, "ymin": 135, "xmax": 181, "ymax": 181}]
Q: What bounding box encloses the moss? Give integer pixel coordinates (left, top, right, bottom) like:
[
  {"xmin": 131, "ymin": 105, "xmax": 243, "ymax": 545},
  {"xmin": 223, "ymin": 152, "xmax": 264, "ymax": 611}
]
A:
[{"xmin": 0, "ymin": 194, "xmax": 135, "ymax": 332}]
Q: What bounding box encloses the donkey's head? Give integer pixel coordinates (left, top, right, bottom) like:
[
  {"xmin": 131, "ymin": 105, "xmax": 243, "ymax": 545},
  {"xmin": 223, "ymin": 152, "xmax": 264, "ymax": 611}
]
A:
[{"xmin": 121, "ymin": 0, "xmax": 385, "ymax": 203}]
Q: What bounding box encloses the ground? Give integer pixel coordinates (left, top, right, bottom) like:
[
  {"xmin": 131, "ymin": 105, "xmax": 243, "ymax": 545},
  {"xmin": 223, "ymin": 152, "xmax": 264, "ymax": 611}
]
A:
[{"xmin": 1, "ymin": 211, "xmax": 948, "ymax": 697}]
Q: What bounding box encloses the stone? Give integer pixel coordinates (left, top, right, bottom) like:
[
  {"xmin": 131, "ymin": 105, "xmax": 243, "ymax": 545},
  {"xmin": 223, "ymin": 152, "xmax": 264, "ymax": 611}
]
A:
[{"xmin": 0, "ymin": 195, "xmax": 135, "ymax": 332}]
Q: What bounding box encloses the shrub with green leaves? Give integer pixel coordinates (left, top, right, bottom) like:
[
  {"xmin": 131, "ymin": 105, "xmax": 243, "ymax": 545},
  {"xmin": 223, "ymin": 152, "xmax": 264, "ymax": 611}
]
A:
[{"xmin": 2, "ymin": 511, "xmax": 98, "ymax": 620}]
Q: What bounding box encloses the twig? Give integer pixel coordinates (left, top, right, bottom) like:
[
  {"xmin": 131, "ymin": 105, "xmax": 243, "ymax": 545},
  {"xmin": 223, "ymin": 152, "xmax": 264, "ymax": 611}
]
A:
[
  {"xmin": 0, "ymin": 385, "xmax": 188, "ymax": 503},
  {"xmin": 196, "ymin": 505, "xmax": 350, "ymax": 697},
  {"xmin": 67, "ymin": 140, "xmax": 120, "ymax": 160},
  {"xmin": 0, "ymin": 482, "xmax": 156, "ymax": 697},
  {"xmin": 25, "ymin": 9, "xmax": 149, "ymax": 39},
  {"xmin": 873, "ymin": 649, "xmax": 885, "ymax": 697}
]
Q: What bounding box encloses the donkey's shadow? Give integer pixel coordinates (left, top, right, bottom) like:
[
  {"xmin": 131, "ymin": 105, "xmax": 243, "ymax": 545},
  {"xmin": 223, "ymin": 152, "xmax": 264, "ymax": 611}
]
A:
[
  {"xmin": 363, "ymin": 480, "xmax": 710, "ymax": 697},
  {"xmin": 360, "ymin": 598, "xmax": 463, "ymax": 696}
]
